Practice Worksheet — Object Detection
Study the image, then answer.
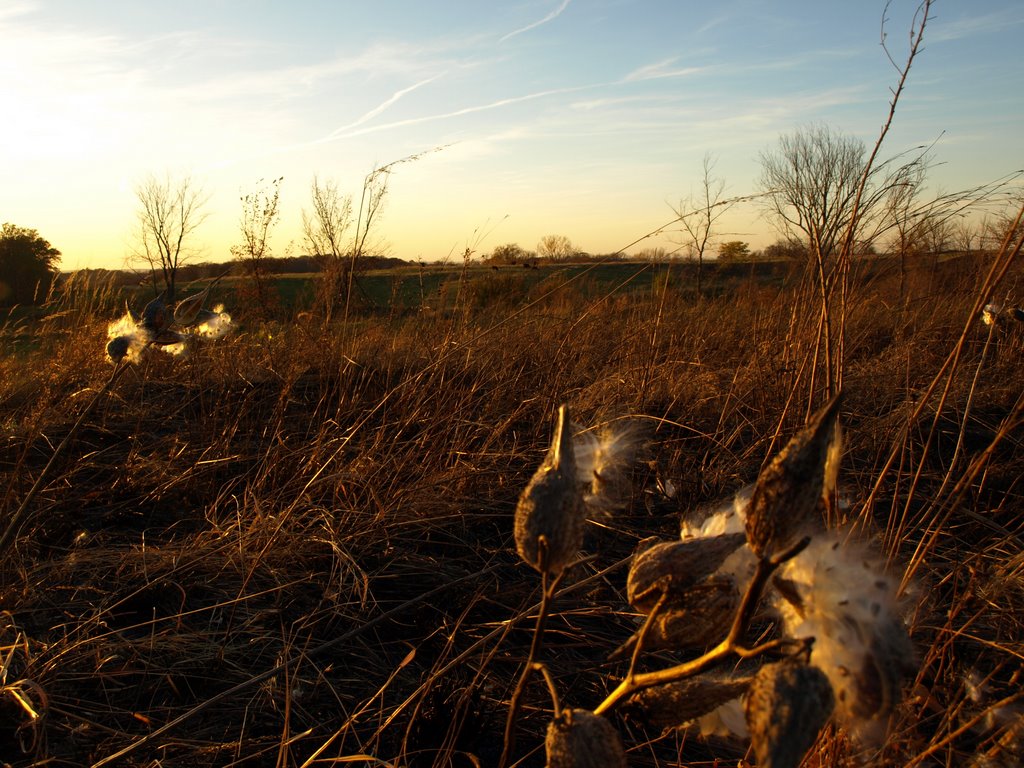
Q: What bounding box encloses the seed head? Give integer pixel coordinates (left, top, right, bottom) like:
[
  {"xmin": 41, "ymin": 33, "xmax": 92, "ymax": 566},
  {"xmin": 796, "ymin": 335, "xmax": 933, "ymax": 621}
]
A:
[
  {"xmin": 545, "ymin": 709, "xmax": 627, "ymax": 768},
  {"xmin": 514, "ymin": 405, "xmax": 584, "ymax": 576},
  {"xmin": 574, "ymin": 419, "xmax": 646, "ymax": 513},
  {"xmin": 105, "ymin": 336, "xmax": 131, "ymax": 364},
  {"xmin": 626, "ymin": 534, "xmax": 746, "ymax": 614},
  {"xmin": 745, "ymin": 393, "xmax": 842, "ymax": 558},
  {"xmin": 745, "ymin": 660, "xmax": 835, "ymax": 768}
]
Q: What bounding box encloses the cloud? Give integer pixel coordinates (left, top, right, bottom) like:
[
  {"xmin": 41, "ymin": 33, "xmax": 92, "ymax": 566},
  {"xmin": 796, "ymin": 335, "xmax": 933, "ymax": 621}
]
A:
[
  {"xmin": 500, "ymin": 0, "xmax": 571, "ymax": 42},
  {"xmin": 621, "ymin": 58, "xmax": 708, "ymax": 83},
  {"xmin": 929, "ymin": 10, "xmax": 1024, "ymax": 43}
]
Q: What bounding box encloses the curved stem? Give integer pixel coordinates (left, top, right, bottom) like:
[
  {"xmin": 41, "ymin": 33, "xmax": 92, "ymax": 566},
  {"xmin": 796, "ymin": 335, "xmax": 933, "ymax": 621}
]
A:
[{"xmin": 593, "ymin": 536, "xmax": 811, "ymax": 717}]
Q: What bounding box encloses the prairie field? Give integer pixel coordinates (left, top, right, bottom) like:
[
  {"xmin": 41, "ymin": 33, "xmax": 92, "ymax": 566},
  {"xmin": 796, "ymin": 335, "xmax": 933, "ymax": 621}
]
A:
[{"xmin": 1, "ymin": 253, "xmax": 1023, "ymax": 767}]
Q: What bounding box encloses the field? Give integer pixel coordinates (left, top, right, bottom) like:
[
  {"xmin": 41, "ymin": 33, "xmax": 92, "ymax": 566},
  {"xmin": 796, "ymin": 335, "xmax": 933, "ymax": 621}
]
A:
[{"xmin": 1, "ymin": 253, "xmax": 1023, "ymax": 767}]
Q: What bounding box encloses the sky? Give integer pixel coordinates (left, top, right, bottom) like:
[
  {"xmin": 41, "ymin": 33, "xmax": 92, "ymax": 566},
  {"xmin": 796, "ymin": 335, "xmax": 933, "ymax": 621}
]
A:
[{"xmin": 2, "ymin": 1, "xmax": 1023, "ymax": 271}]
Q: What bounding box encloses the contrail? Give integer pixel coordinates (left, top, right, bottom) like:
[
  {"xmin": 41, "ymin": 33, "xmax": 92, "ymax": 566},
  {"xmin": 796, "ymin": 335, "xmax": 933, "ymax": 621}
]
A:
[
  {"xmin": 325, "ymin": 74, "xmax": 441, "ymax": 139},
  {"xmin": 322, "ymin": 82, "xmax": 594, "ymax": 142},
  {"xmin": 500, "ymin": 0, "xmax": 571, "ymax": 42}
]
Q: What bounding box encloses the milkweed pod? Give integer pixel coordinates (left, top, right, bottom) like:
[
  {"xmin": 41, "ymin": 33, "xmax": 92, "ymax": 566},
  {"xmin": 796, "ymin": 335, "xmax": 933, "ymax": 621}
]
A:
[
  {"xmin": 124, "ymin": 298, "xmax": 141, "ymax": 324},
  {"xmin": 613, "ymin": 576, "xmax": 740, "ymax": 659},
  {"xmin": 173, "ymin": 287, "xmax": 210, "ymax": 327},
  {"xmin": 745, "ymin": 393, "xmax": 843, "ymax": 558},
  {"xmin": 514, "ymin": 405, "xmax": 584, "ymax": 576},
  {"xmin": 623, "ymin": 673, "xmax": 753, "ymax": 731},
  {"xmin": 650, "ymin": 577, "xmax": 740, "ymax": 650},
  {"xmin": 626, "ymin": 534, "xmax": 746, "ymax": 614},
  {"xmin": 140, "ymin": 293, "xmax": 169, "ymax": 333},
  {"xmin": 150, "ymin": 329, "xmax": 186, "ymax": 346},
  {"xmin": 545, "ymin": 709, "xmax": 627, "ymax": 768},
  {"xmin": 745, "ymin": 660, "xmax": 835, "ymax": 768}
]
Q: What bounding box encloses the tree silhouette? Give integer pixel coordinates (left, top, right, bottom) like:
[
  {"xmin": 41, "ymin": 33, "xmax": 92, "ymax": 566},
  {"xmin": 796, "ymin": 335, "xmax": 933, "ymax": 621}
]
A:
[
  {"xmin": 0, "ymin": 223, "xmax": 60, "ymax": 306},
  {"xmin": 132, "ymin": 173, "xmax": 209, "ymax": 302}
]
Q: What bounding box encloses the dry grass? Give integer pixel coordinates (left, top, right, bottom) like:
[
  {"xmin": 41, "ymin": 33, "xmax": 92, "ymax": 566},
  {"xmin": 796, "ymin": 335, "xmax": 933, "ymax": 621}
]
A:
[{"xmin": 1, "ymin": 254, "xmax": 1023, "ymax": 767}]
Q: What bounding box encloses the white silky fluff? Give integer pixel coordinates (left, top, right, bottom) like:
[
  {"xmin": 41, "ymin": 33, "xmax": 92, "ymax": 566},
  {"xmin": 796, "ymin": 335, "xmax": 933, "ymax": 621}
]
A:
[
  {"xmin": 106, "ymin": 313, "xmax": 152, "ymax": 363},
  {"xmin": 772, "ymin": 529, "xmax": 911, "ymax": 740},
  {"xmin": 680, "ymin": 485, "xmax": 758, "ymax": 739},
  {"xmin": 680, "ymin": 484, "xmax": 757, "ymax": 584},
  {"xmin": 572, "ymin": 420, "xmax": 646, "ymax": 512}
]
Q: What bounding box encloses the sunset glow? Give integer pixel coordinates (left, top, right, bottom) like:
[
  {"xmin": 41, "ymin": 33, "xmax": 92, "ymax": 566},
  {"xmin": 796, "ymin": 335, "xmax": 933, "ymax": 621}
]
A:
[{"xmin": 2, "ymin": 1, "xmax": 1022, "ymax": 270}]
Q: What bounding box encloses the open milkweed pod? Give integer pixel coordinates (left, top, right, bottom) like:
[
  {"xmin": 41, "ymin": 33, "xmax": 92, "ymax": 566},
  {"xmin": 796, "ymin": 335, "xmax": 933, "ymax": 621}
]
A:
[
  {"xmin": 514, "ymin": 405, "xmax": 584, "ymax": 576},
  {"xmin": 150, "ymin": 329, "xmax": 186, "ymax": 346},
  {"xmin": 623, "ymin": 673, "xmax": 753, "ymax": 731},
  {"xmin": 140, "ymin": 292, "xmax": 169, "ymax": 333},
  {"xmin": 124, "ymin": 298, "xmax": 141, "ymax": 324},
  {"xmin": 173, "ymin": 287, "xmax": 210, "ymax": 327},
  {"xmin": 745, "ymin": 659, "xmax": 835, "ymax": 768},
  {"xmin": 770, "ymin": 530, "xmax": 915, "ymax": 741},
  {"xmin": 745, "ymin": 393, "xmax": 843, "ymax": 558},
  {"xmin": 626, "ymin": 534, "xmax": 746, "ymax": 614},
  {"xmin": 545, "ymin": 709, "xmax": 627, "ymax": 768}
]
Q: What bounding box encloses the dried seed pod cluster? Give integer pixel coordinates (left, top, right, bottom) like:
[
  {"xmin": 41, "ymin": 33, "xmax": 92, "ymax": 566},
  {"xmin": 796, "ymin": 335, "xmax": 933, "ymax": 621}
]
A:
[
  {"xmin": 106, "ymin": 291, "xmax": 233, "ymax": 364},
  {"xmin": 509, "ymin": 392, "xmax": 916, "ymax": 766}
]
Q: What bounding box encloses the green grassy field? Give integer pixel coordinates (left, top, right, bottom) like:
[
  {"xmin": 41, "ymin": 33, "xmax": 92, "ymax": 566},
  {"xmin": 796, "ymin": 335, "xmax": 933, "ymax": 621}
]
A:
[{"xmin": 1, "ymin": 251, "xmax": 1022, "ymax": 767}]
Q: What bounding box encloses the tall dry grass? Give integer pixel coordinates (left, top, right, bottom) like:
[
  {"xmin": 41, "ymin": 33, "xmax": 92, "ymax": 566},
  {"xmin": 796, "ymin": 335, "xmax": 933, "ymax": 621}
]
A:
[{"xmin": 1, "ymin": 248, "xmax": 1022, "ymax": 767}]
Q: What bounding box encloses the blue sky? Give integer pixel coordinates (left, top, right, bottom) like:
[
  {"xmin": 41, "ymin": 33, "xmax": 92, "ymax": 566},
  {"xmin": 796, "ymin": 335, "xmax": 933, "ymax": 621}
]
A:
[{"xmin": 2, "ymin": 1, "xmax": 1022, "ymax": 270}]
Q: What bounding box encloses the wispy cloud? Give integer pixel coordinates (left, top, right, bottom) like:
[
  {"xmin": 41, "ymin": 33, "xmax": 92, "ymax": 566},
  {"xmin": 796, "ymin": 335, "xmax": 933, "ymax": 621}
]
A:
[
  {"xmin": 929, "ymin": 10, "xmax": 1024, "ymax": 43},
  {"xmin": 694, "ymin": 13, "xmax": 731, "ymax": 38},
  {"xmin": 500, "ymin": 0, "xmax": 571, "ymax": 42},
  {"xmin": 621, "ymin": 57, "xmax": 708, "ymax": 83}
]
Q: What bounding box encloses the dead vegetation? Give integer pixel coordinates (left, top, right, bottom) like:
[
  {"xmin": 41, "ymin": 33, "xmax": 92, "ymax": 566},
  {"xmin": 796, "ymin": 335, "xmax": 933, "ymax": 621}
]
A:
[{"xmin": 1, "ymin": 246, "xmax": 1022, "ymax": 766}]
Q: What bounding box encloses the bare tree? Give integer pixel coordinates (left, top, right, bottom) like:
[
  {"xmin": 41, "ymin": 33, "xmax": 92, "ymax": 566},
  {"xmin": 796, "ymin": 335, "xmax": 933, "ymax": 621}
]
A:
[
  {"xmin": 673, "ymin": 153, "xmax": 736, "ymax": 298},
  {"xmin": 233, "ymin": 176, "xmax": 283, "ymax": 317},
  {"xmin": 303, "ymin": 149, "xmax": 436, "ymax": 325},
  {"xmin": 133, "ymin": 173, "xmax": 209, "ymax": 302},
  {"xmin": 302, "ymin": 176, "xmax": 353, "ymax": 323},
  {"xmin": 536, "ymin": 235, "xmax": 575, "ymax": 262},
  {"xmin": 759, "ymin": 125, "xmax": 871, "ymax": 281}
]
